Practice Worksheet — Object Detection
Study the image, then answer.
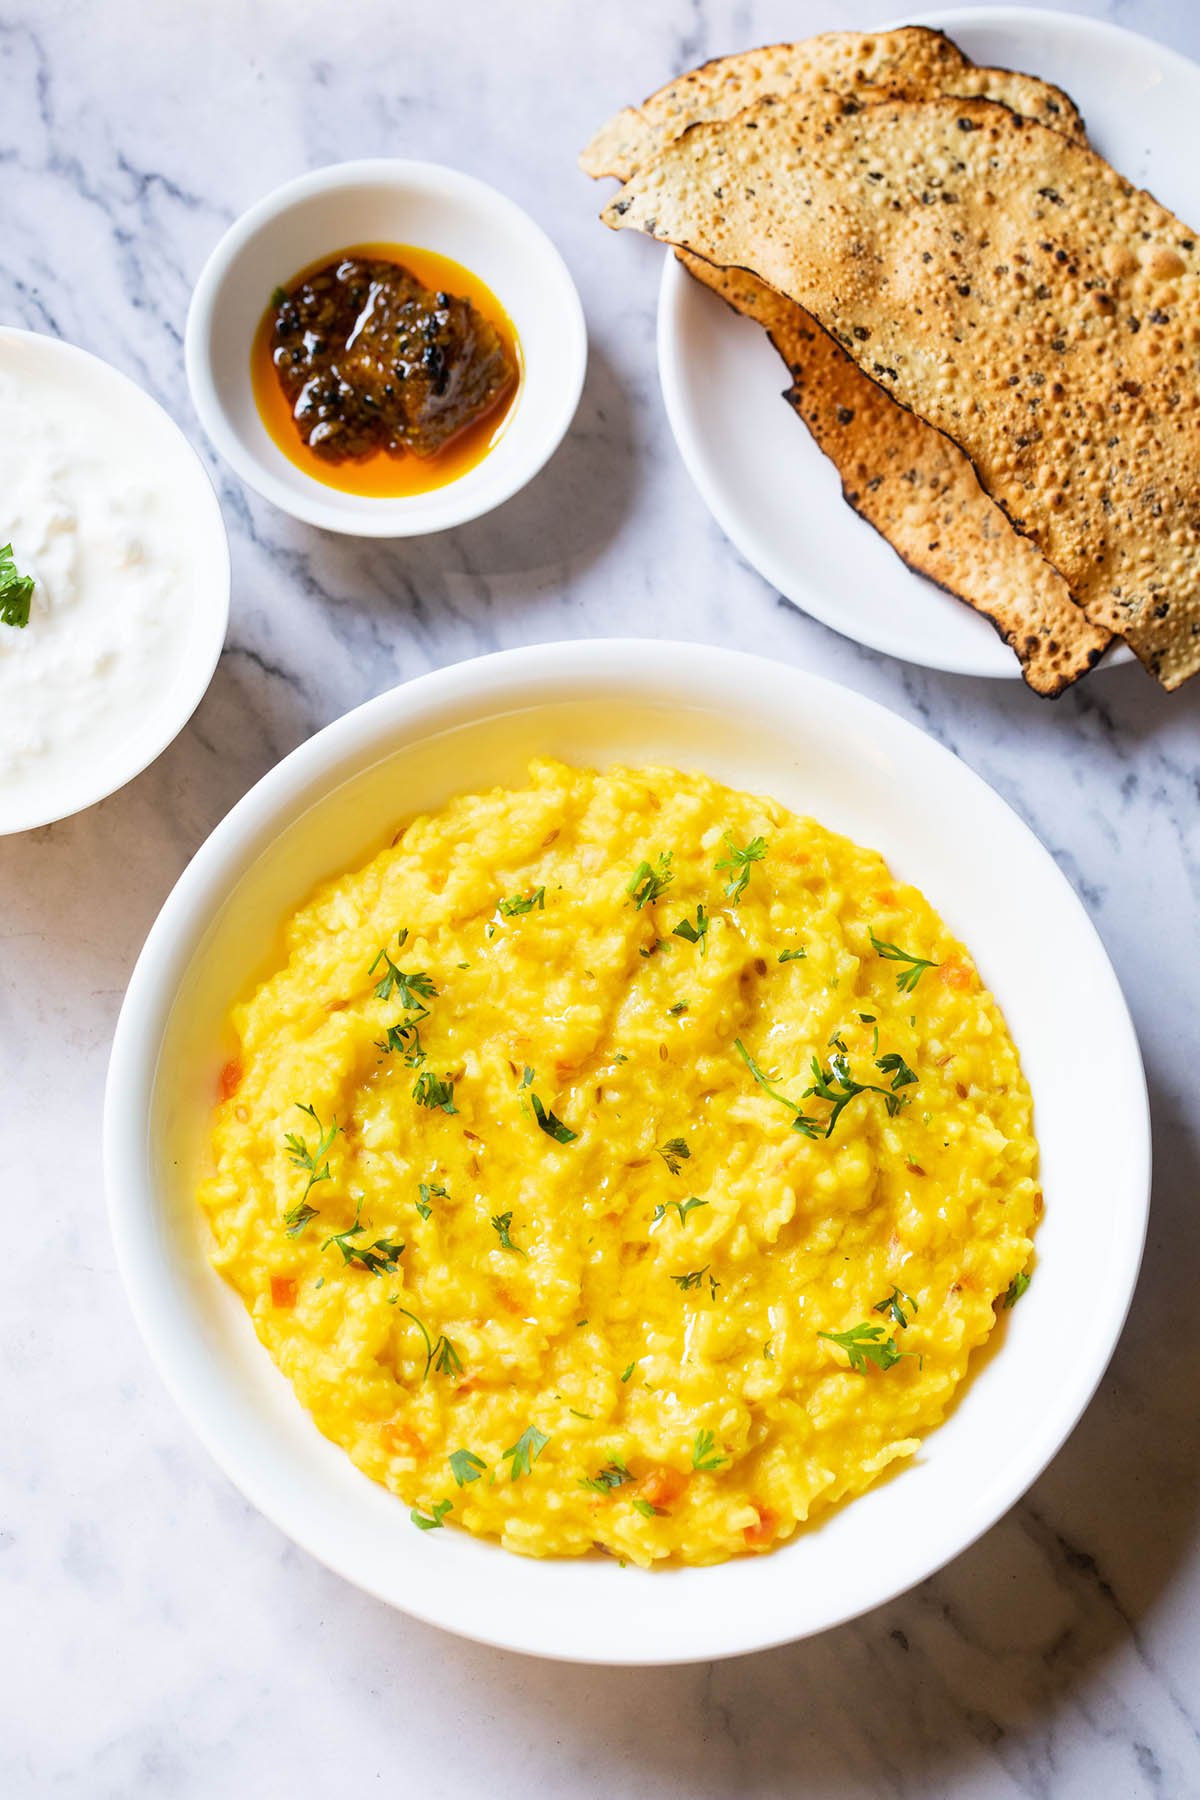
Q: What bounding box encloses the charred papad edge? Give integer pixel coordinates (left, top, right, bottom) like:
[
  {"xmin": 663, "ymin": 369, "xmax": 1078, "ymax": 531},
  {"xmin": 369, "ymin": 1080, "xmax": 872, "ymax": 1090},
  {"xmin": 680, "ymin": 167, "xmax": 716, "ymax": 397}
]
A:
[{"xmin": 674, "ymin": 247, "xmax": 1110, "ymax": 695}]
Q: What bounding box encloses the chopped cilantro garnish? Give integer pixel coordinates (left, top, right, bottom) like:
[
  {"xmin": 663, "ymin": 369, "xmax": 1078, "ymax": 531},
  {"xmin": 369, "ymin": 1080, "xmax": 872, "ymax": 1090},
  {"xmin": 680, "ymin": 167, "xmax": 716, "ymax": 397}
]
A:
[
  {"xmin": 1003, "ymin": 1271, "xmax": 1031, "ymax": 1308},
  {"xmin": 620, "ymin": 1361, "xmax": 637, "ymax": 1383},
  {"xmin": 631, "ymin": 1497, "xmax": 664, "ymax": 1518},
  {"xmin": 502, "ymin": 1425, "xmax": 549, "ymax": 1480},
  {"xmin": 370, "ymin": 936, "xmax": 438, "ymax": 1010},
  {"xmin": 869, "ymin": 929, "xmax": 939, "ymax": 993},
  {"xmin": 393, "ymin": 1307, "xmax": 462, "ymax": 1381},
  {"xmin": 321, "ymin": 1200, "xmax": 405, "ymax": 1275},
  {"xmin": 498, "ymin": 886, "xmax": 546, "ymax": 917},
  {"xmin": 672, "ymin": 903, "xmax": 709, "ymax": 953},
  {"xmin": 778, "ymin": 947, "xmax": 807, "ymax": 963},
  {"xmin": 626, "ymin": 852, "xmax": 674, "ymax": 910},
  {"xmin": 875, "ymin": 1050, "xmax": 918, "ymax": 1091},
  {"xmin": 580, "ymin": 1456, "xmax": 633, "ymax": 1495},
  {"xmin": 692, "ymin": 1429, "xmax": 726, "ymax": 1471},
  {"xmin": 671, "ymin": 1266, "xmax": 719, "ymax": 1299},
  {"xmin": 652, "ymin": 1196, "xmax": 708, "ymax": 1227},
  {"xmin": 448, "ymin": 1449, "xmax": 487, "ymax": 1487},
  {"xmin": 284, "ymin": 1103, "xmax": 339, "ymax": 1201},
  {"xmin": 818, "ymin": 1322, "xmax": 913, "ymax": 1373},
  {"xmin": 655, "ymin": 1136, "xmax": 690, "ymax": 1174},
  {"xmin": 410, "ymin": 1498, "xmax": 452, "ymax": 1531},
  {"xmin": 529, "ymin": 1088, "xmax": 577, "ymax": 1143},
  {"xmin": 803, "ymin": 1037, "xmax": 911, "ymax": 1136},
  {"xmin": 0, "ymin": 543, "xmax": 34, "ymax": 629},
  {"xmin": 490, "ymin": 1210, "xmax": 526, "ymax": 1255},
  {"xmin": 412, "ymin": 1070, "xmax": 457, "ymax": 1113},
  {"xmin": 733, "ymin": 1039, "xmax": 824, "ymax": 1138},
  {"xmin": 283, "ymin": 1199, "xmax": 319, "ymax": 1237},
  {"xmin": 416, "ymin": 1180, "xmax": 447, "ymax": 1220},
  {"xmin": 873, "ymin": 1285, "xmax": 918, "ymax": 1329},
  {"xmin": 715, "ymin": 833, "xmax": 767, "ymax": 904},
  {"xmin": 376, "ymin": 1017, "xmax": 427, "ymax": 1064}
]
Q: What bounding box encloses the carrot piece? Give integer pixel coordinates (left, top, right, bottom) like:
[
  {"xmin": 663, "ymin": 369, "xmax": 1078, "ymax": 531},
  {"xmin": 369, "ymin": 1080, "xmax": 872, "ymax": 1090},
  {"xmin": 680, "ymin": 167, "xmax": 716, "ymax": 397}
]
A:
[
  {"xmin": 744, "ymin": 1503, "xmax": 778, "ymax": 1547},
  {"xmin": 939, "ymin": 957, "xmax": 974, "ymax": 991},
  {"xmin": 381, "ymin": 1421, "xmax": 426, "ymax": 1458},
  {"xmin": 633, "ymin": 1466, "xmax": 689, "ymax": 1509},
  {"xmin": 219, "ymin": 1058, "xmax": 243, "ymax": 1100},
  {"xmin": 270, "ymin": 1276, "xmax": 297, "ymax": 1308}
]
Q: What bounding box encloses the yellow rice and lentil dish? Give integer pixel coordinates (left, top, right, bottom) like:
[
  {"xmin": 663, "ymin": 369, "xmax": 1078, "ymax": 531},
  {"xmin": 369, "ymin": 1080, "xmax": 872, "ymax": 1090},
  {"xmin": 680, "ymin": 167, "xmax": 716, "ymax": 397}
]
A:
[{"xmin": 201, "ymin": 759, "xmax": 1040, "ymax": 1566}]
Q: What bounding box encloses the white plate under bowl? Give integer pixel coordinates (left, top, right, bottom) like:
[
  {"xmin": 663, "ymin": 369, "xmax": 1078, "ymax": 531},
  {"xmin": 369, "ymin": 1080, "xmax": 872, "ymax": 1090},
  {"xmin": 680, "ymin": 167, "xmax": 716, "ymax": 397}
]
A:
[
  {"xmin": 103, "ymin": 641, "xmax": 1149, "ymax": 1663},
  {"xmin": 657, "ymin": 7, "xmax": 1199, "ymax": 678},
  {"xmin": 186, "ymin": 159, "xmax": 587, "ymax": 537}
]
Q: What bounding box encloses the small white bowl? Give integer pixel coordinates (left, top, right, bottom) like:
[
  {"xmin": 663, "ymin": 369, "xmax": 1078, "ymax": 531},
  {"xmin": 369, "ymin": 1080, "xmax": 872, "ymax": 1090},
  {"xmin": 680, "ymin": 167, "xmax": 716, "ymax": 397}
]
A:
[
  {"xmin": 104, "ymin": 640, "xmax": 1149, "ymax": 1664},
  {"xmin": 0, "ymin": 329, "xmax": 229, "ymax": 835},
  {"xmin": 185, "ymin": 160, "xmax": 587, "ymax": 536}
]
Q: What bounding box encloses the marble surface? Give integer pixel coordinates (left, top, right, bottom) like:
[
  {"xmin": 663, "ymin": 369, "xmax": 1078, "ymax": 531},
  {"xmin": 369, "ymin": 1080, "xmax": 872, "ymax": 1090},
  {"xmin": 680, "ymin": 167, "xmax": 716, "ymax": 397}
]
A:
[{"xmin": 3, "ymin": 0, "xmax": 1199, "ymax": 1793}]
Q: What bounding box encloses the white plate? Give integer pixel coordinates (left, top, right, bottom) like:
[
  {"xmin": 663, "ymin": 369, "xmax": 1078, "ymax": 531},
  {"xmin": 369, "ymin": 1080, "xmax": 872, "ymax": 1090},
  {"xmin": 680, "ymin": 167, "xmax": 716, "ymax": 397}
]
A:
[
  {"xmin": 657, "ymin": 8, "xmax": 1200, "ymax": 677},
  {"xmin": 104, "ymin": 641, "xmax": 1149, "ymax": 1663},
  {"xmin": 0, "ymin": 329, "xmax": 229, "ymax": 835},
  {"xmin": 186, "ymin": 160, "xmax": 587, "ymax": 537}
]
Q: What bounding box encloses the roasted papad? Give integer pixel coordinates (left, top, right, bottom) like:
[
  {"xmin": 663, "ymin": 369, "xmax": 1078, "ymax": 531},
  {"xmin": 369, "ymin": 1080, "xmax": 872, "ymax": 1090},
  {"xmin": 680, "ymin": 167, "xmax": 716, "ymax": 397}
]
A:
[
  {"xmin": 604, "ymin": 93, "xmax": 1200, "ymax": 688},
  {"xmin": 581, "ymin": 26, "xmax": 1084, "ymax": 181},
  {"xmin": 680, "ymin": 255, "xmax": 1109, "ymax": 692}
]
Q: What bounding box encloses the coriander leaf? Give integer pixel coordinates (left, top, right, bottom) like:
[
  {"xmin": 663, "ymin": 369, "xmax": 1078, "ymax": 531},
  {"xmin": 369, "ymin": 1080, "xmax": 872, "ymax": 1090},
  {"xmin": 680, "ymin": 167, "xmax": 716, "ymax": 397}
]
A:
[
  {"xmin": 626, "ymin": 852, "xmax": 674, "ymax": 910},
  {"xmin": 498, "ymin": 886, "xmax": 546, "ymax": 917},
  {"xmin": 321, "ymin": 1201, "xmax": 405, "ymax": 1275},
  {"xmin": 0, "ymin": 543, "xmax": 34, "ymax": 630},
  {"xmin": 668, "ymin": 1001, "xmax": 688, "ymax": 1016},
  {"xmin": 802, "ymin": 1041, "xmax": 913, "ymax": 1138},
  {"xmin": 283, "ymin": 1199, "xmax": 319, "ymax": 1237},
  {"xmin": 448, "ymin": 1449, "xmax": 487, "ymax": 1487},
  {"xmin": 778, "ymin": 948, "xmax": 807, "ymax": 963},
  {"xmin": 876, "ymin": 1050, "xmax": 918, "ymax": 1091},
  {"xmin": 416, "ymin": 1180, "xmax": 447, "ymax": 1220},
  {"xmin": 818, "ymin": 1322, "xmax": 911, "ymax": 1374},
  {"xmin": 490, "ymin": 1210, "xmax": 526, "ymax": 1256},
  {"xmin": 370, "ymin": 936, "xmax": 438, "ymax": 1010},
  {"xmin": 393, "ymin": 1307, "xmax": 461, "ymax": 1381},
  {"xmin": 412, "ymin": 1069, "xmax": 457, "ymax": 1113},
  {"xmin": 733, "ymin": 1038, "xmax": 823, "ymax": 1139},
  {"xmin": 432, "ymin": 1334, "xmax": 463, "ymax": 1377},
  {"xmin": 620, "ymin": 1361, "xmax": 637, "ymax": 1383},
  {"xmin": 1003, "ymin": 1270, "xmax": 1031, "ymax": 1308},
  {"xmin": 376, "ymin": 1017, "xmax": 427, "ymax": 1064},
  {"xmin": 869, "ymin": 929, "xmax": 940, "ymax": 993},
  {"xmin": 671, "ymin": 1266, "xmax": 719, "ymax": 1299},
  {"xmin": 631, "ymin": 1497, "xmax": 665, "ymax": 1518},
  {"xmin": 652, "ymin": 1196, "xmax": 708, "ymax": 1227},
  {"xmin": 284, "ymin": 1103, "xmax": 339, "ymax": 1200},
  {"xmin": 672, "ymin": 903, "xmax": 709, "ymax": 954},
  {"xmin": 873, "ymin": 1285, "xmax": 918, "ymax": 1330},
  {"xmin": 529, "ymin": 1090, "xmax": 577, "ymax": 1143},
  {"xmin": 579, "ymin": 1456, "xmax": 633, "ymax": 1495},
  {"xmin": 655, "ymin": 1136, "xmax": 690, "ymax": 1174},
  {"xmin": 692, "ymin": 1429, "xmax": 726, "ymax": 1472},
  {"xmin": 715, "ymin": 833, "xmax": 767, "ymax": 904},
  {"xmin": 410, "ymin": 1498, "xmax": 452, "ymax": 1531},
  {"xmin": 502, "ymin": 1425, "xmax": 549, "ymax": 1480}
]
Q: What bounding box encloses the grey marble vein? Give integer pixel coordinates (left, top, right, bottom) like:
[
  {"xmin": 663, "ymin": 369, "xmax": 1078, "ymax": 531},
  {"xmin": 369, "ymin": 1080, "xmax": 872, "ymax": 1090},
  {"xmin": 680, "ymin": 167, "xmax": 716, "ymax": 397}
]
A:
[{"xmin": 2, "ymin": 1, "xmax": 1199, "ymax": 1796}]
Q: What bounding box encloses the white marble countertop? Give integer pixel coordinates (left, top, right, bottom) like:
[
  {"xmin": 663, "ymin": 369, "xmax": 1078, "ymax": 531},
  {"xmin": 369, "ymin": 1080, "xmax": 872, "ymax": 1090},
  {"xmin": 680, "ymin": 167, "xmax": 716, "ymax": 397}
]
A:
[{"xmin": 4, "ymin": 1, "xmax": 1199, "ymax": 1793}]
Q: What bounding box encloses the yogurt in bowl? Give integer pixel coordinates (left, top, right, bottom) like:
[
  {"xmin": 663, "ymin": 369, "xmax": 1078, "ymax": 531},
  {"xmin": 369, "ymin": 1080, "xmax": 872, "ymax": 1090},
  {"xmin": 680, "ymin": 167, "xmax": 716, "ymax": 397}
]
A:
[{"xmin": 0, "ymin": 329, "xmax": 230, "ymax": 834}]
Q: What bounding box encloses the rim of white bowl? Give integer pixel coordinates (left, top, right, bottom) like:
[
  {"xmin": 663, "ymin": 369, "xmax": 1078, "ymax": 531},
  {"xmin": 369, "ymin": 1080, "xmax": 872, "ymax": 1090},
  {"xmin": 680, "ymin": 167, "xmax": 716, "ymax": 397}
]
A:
[
  {"xmin": 184, "ymin": 159, "xmax": 587, "ymax": 537},
  {"xmin": 0, "ymin": 327, "xmax": 230, "ymax": 835},
  {"xmin": 103, "ymin": 641, "xmax": 1150, "ymax": 1661}
]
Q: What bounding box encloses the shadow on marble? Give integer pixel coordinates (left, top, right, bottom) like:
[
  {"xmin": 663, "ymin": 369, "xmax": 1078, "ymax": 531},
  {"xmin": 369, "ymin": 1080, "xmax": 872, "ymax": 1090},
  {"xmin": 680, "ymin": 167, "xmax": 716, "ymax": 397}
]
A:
[
  {"xmin": 235, "ymin": 337, "xmax": 641, "ymax": 624},
  {"xmin": 280, "ymin": 1062, "xmax": 1195, "ymax": 1797}
]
